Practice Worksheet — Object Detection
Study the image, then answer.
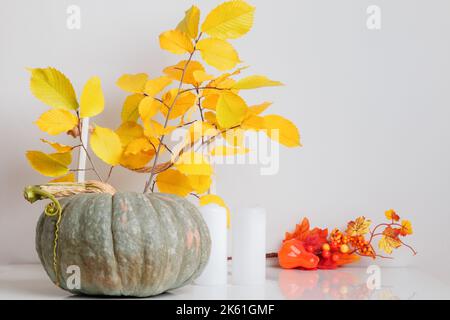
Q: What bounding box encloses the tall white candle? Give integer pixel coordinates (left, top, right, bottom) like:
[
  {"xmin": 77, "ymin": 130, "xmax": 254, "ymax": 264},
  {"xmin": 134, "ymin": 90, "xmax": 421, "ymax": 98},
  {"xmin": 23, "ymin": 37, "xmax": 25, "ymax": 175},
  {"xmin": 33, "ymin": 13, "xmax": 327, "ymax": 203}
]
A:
[
  {"xmin": 195, "ymin": 204, "xmax": 227, "ymax": 286},
  {"xmin": 232, "ymin": 207, "xmax": 266, "ymax": 286},
  {"xmin": 77, "ymin": 118, "xmax": 90, "ymax": 182}
]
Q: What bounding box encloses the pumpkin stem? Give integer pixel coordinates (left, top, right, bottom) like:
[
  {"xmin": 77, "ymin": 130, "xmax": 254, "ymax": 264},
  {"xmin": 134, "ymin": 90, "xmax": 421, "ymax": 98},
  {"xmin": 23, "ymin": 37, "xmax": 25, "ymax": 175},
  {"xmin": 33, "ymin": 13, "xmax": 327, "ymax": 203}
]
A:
[{"xmin": 24, "ymin": 180, "xmax": 116, "ymax": 201}]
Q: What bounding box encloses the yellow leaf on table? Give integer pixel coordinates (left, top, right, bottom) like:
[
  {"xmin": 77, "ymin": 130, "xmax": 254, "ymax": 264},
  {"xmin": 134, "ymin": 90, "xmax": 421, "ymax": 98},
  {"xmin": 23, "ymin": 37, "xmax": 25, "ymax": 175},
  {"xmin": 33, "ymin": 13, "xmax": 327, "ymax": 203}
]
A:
[
  {"xmin": 161, "ymin": 89, "xmax": 197, "ymax": 120},
  {"xmin": 115, "ymin": 121, "xmax": 144, "ymax": 146},
  {"xmin": 40, "ymin": 139, "xmax": 73, "ymax": 153},
  {"xmin": 211, "ymin": 145, "xmax": 249, "ymax": 156},
  {"xmin": 28, "ymin": 67, "xmax": 78, "ymax": 110},
  {"xmin": 201, "ymin": 0, "xmax": 255, "ymax": 39},
  {"xmin": 188, "ymin": 175, "xmax": 212, "ymax": 194},
  {"xmin": 176, "ymin": 5, "xmax": 200, "ymax": 39},
  {"xmin": 139, "ymin": 97, "xmax": 163, "ymax": 122},
  {"xmin": 193, "ymin": 70, "xmax": 215, "ymax": 84},
  {"xmin": 121, "ymin": 93, "xmax": 145, "ymax": 123},
  {"xmin": 262, "ymin": 114, "xmax": 301, "ymax": 147},
  {"xmin": 120, "ymin": 137, "xmax": 155, "ymax": 169},
  {"xmin": 144, "ymin": 76, "xmax": 172, "ymax": 97},
  {"xmin": 90, "ymin": 126, "xmax": 123, "ymax": 166},
  {"xmin": 199, "ymin": 194, "xmax": 231, "ymax": 227},
  {"xmin": 156, "ymin": 169, "xmax": 192, "ymax": 196},
  {"xmin": 50, "ymin": 172, "xmax": 75, "ymax": 183},
  {"xmin": 232, "ymin": 75, "xmax": 283, "ymax": 90},
  {"xmin": 175, "ymin": 152, "xmax": 213, "ymax": 176},
  {"xmin": 248, "ymin": 101, "xmax": 272, "ymax": 115},
  {"xmin": 79, "ymin": 76, "xmax": 104, "ymax": 118},
  {"xmin": 216, "ymin": 92, "xmax": 248, "ymax": 128},
  {"xmin": 163, "ymin": 60, "xmax": 205, "ymax": 85},
  {"xmin": 35, "ymin": 109, "xmax": 78, "ymax": 135},
  {"xmin": 197, "ymin": 38, "xmax": 240, "ymax": 71},
  {"xmin": 26, "ymin": 150, "xmax": 69, "ymax": 177},
  {"xmin": 159, "ymin": 30, "xmax": 194, "ymax": 54},
  {"xmin": 116, "ymin": 73, "xmax": 148, "ymax": 93}
]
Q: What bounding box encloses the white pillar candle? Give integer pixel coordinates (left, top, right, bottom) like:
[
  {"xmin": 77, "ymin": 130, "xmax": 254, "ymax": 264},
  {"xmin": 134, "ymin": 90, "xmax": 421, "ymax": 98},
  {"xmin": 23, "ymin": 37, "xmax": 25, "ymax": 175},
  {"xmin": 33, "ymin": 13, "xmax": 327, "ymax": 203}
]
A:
[
  {"xmin": 195, "ymin": 204, "xmax": 227, "ymax": 286},
  {"xmin": 232, "ymin": 207, "xmax": 266, "ymax": 286},
  {"xmin": 77, "ymin": 118, "xmax": 90, "ymax": 182}
]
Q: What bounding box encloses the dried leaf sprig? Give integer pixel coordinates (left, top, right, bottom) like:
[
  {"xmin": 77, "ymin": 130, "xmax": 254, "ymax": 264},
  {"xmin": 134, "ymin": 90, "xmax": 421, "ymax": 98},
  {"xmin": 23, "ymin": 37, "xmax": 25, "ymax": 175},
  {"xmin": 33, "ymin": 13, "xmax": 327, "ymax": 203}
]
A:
[{"xmin": 279, "ymin": 209, "xmax": 416, "ymax": 270}]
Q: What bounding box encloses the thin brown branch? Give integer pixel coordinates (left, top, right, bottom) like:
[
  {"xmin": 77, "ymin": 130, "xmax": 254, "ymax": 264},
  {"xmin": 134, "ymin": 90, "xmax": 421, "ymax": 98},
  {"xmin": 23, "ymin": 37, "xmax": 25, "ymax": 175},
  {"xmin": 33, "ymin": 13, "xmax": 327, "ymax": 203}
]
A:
[{"xmin": 143, "ymin": 33, "xmax": 203, "ymax": 193}]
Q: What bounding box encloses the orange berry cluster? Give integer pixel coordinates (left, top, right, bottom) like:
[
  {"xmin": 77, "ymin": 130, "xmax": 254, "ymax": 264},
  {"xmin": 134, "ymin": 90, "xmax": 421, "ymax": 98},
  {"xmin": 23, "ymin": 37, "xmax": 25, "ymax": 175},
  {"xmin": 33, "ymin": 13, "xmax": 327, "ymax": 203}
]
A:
[{"xmin": 330, "ymin": 229, "xmax": 375, "ymax": 258}]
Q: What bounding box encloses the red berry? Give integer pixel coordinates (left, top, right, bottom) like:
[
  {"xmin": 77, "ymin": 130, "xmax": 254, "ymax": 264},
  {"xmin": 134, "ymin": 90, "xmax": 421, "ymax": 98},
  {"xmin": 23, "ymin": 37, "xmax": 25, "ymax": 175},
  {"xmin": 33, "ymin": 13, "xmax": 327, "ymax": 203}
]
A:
[
  {"xmin": 306, "ymin": 245, "xmax": 314, "ymax": 252},
  {"xmin": 331, "ymin": 254, "xmax": 339, "ymax": 262},
  {"xmin": 322, "ymin": 250, "xmax": 331, "ymax": 259}
]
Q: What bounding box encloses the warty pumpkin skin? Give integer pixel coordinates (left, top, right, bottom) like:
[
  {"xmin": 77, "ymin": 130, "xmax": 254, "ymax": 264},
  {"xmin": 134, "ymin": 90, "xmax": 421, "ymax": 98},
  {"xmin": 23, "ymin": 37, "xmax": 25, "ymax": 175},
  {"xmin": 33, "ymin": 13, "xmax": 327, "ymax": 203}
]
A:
[{"xmin": 35, "ymin": 192, "xmax": 211, "ymax": 297}]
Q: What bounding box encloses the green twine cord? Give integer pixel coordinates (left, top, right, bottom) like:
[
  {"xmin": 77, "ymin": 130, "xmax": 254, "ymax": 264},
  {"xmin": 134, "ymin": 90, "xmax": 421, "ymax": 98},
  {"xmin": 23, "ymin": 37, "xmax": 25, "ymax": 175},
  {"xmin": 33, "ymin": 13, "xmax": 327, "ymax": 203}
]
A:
[{"xmin": 24, "ymin": 186, "xmax": 62, "ymax": 286}]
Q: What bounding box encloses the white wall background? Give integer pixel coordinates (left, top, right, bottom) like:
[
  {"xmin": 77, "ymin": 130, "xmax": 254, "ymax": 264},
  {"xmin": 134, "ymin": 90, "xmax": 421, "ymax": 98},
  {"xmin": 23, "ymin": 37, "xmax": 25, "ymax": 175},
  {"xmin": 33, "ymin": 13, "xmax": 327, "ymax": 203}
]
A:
[{"xmin": 1, "ymin": 0, "xmax": 449, "ymax": 283}]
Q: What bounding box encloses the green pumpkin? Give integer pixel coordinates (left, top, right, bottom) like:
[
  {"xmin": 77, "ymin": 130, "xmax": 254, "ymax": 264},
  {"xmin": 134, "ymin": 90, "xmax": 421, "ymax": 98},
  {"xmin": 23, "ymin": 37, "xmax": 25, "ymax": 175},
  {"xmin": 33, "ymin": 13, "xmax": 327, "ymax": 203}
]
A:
[{"xmin": 29, "ymin": 187, "xmax": 211, "ymax": 297}]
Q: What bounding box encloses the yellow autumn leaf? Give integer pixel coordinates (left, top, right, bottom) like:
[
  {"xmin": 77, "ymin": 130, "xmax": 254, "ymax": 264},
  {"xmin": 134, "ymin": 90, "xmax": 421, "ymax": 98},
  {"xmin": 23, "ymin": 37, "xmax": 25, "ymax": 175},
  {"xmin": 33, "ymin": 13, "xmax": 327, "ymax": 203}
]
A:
[
  {"xmin": 202, "ymin": 94, "xmax": 219, "ymax": 110},
  {"xmin": 241, "ymin": 113, "xmax": 265, "ymax": 130},
  {"xmin": 40, "ymin": 139, "xmax": 73, "ymax": 153},
  {"xmin": 188, "ymin": 175, "xmax": 212, "ymax": 194},
  {"xmin": 201, "ymin": 0, "xmax": 255, "ymax": 39},
  {"xmin": 187, "ymin": 121, "xmax": 219, "ymax": 145},
  {"xmin": 204, "ymin": 111, "xmax": 217, "ymax": 126},
  {"xmin": 35, "ymin": 109, "xmax": 78, "ymax": 135},
  {"xmin": 378, "ymin": 235, "xmax": 401, "ymax": 255},
  {"xmin": 90, "ymin": 126, "xmax": 123, "ymax": 166},
  {"xmin": 385, "ymin": 209, "xmax": 400, "ymax": 221},
  {"xmin": 197, "ymin": 38, "xmax": 240, "ymax": 71},
  {"xmin": 248, "ymin": 101, "xmax": 272, "ymax": 115},
  {"xmin": 176, "ymin": 5, "xmax": 200, "ymax": 39},
  {"xmin": 175, "ymin": 152, "xmax": 213, "ymax": 176},
  {"xmin": 223, "ymin": 128, "xmax": 245, "ymax": 147},
  {"xmin": 26, "ymin": 151, "xmax": 69, "ymax": 177},
  {"xmin": 120, "ymin": 138, "xmax": 155, "ymax": 169},
  {"xmin": 115, "ymin": 121, "xmax": 144, "ymax": 146},
  {"xmin": 79, "ymin": 76, "xmax": 105, "ymax": 118},
  {"xmin": 199, "ymin": 194, "xmax": 231, "ymax": 227},
  {"xmin": 161, "ymin": 89, "xmax": 197, "ymax": 119},
  {"xmin": 232, "ymin": 75, "xmax": 283, "ymax": 90},
  {"xmin": 211, "ymin": 145, "xmax": 249, "ymax": 156},
  {"xmin": 144, "ymin": 76, "xmax": 172, "ymax": 97},
  {"xmin": 216, "ymin": 92, "xmax": 248, "ymax": 128},
  {"xmin": 156, "ymin": 169, "xmax": 193, "ymax": 196},
  {"xmin": 121, "ymin": 93, "xmax": 145, "ymax": 123},
  {"xmin": 28, "ymin": 67, "xmax": 78, "ymax": 110},
  {"xmin": 159, "ymin": 30, "xmax": 194, "ymax": 54},
  {"xmin": 139, "ymin": 97, "xmax": 162, "ymax": 122},
  {"xmin": 163, "ymin": 60, "xmax": 205, "ymax": 85},
  {"xmin": 49, "ymin": 151, "xmax": 72, "ymax": 166},
  {"xmin": 262, "ymin": 114, "xmax": 301, "ymax": 147},
  {"xmin": 193, "ymin": 70, "xmax": 215, "ymax": 84},
  {"xmin": 116, "ymin": 73, "xmax": 148, "ymax": 93},
  {"xmin": 143, "ymin": 119, "xmax": 176, "ymax": 137},
  {"xmin": 346, "ymin": 216, "xmax": 372, "ymax": 237},
  {"xmin": 50, "ymin": 172, "xmax": 76, "ymax": 183},
  {"xmin": 400, "ymin": 219, "xmax": 413, "ymax": 236}
]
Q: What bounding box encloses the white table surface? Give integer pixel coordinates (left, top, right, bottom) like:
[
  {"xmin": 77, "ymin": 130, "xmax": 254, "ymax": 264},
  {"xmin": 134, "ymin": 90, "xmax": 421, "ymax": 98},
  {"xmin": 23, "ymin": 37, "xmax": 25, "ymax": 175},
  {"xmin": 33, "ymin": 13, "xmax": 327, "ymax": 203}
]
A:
[{"xmin": 1, "ymin": 263, "xmax": 449, "ymax": 300}]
